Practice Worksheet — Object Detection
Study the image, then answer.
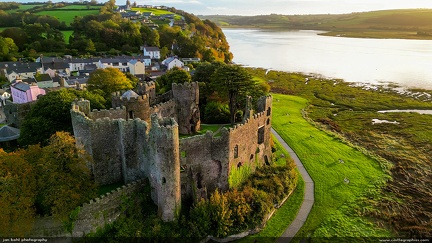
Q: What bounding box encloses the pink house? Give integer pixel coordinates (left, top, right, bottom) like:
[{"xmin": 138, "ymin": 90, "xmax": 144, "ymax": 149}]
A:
[{"xmin": 11, "ymin": 81, "xmax": 46, "ymax": 104}]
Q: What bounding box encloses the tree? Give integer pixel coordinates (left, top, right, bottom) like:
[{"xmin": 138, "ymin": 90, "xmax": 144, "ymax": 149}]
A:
[
  {"xmin": 0, "ymin": 36, "xmax": 18, "ymax": 61},
  {"xmin": 156, "ymin": 67, "xmax": 191, "ymax": 94},
  {"xmin": 19, "ymin": 89, "xmax": 106, "ymax": 146},
  {"xmin": 210, "ymin": 64, "xmax": 256, "ymax": 125},
  {"xmin": 32, "ymin": 132, "xmax": 97, "ymax": 219},
  {"xmin": 0, "ymin": 149, "xmax": 37, "ymax": 237},
  {"xmin": 87, "ymin": 68, "xmax": 133, "ymax": 101},
  {"xmin": 85, "ymin": 39, "xmax": 96, "ymax": 54}
]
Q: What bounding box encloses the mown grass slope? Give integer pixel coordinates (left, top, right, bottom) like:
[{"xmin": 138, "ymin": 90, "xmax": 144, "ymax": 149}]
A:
[
  {"xmin": 271, "ymin": 93, "xmax": 392, "ymax": 238},
  {"xmin": 249, "ymin": 67, "xmax": 432, "ymax": 237}
]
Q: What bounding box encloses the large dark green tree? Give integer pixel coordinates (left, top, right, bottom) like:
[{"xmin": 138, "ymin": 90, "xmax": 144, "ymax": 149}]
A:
[
  {"xmin": 19, "ymin": 89, "xmax": 106, "ymax": 146},
  {"xmin": 211, "ymin": 64, "xmax": 256, "ymax": 125}
]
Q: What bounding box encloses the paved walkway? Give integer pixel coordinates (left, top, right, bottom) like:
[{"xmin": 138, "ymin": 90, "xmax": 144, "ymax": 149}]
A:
[{"xmin": 272, "ymin": 128, "xmax": 315, "ymax": 243}]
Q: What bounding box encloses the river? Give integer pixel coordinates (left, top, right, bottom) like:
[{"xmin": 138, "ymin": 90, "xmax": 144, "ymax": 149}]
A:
[{"xmin": 223, "ymin": 29, "xmax": 432, "ymax": 90}]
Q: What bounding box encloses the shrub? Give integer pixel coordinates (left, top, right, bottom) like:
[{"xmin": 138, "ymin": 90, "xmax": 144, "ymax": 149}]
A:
[{"xmin": 203, "ymin": 101, "xmax": 230, "ymax": 124}]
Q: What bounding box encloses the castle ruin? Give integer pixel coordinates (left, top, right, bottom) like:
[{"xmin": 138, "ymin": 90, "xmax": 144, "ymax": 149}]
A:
[{"xmin": 70, "ymin": 81, "xmax": 272, "ymax": 221}]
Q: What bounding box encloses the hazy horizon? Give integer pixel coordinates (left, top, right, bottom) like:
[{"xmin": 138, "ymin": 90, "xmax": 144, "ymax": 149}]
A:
[{"xmin": 12, "ymin": 0, "xmax": 432, "ymax": 16}]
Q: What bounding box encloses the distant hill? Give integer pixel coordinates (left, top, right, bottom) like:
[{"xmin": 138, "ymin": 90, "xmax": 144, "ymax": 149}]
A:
[{"xmin": 199, "ymin": 9, "xmax": 432, "ymax": 39}]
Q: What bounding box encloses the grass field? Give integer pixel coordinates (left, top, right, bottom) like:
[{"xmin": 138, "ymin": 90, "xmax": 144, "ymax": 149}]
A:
[
  {"xmin": 57, "ymin": 5, "xmax": 101, "ymax": 10},
  {"xmin": 131, "ymin": 7, "xmax": 183, "ymax": 20},
  {"xmin": 5, "ymin": 4, "xmax": 42, "ymax": 13},
  {"xmin": 271, "ymin": 93, "xmax": 392, "ymax": 238},
  {"xmin": 61, "ymin": 30, "xmax": 74, "ymax": 44},
  {"xmin": 36, "ymin": 9, "xmax": 100, "ymax": 25},
  {"xmin": 204, "ymin": 9, "xmax": 432, "ymax": 40}
]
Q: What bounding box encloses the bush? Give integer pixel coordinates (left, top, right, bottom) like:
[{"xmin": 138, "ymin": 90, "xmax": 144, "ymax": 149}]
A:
[{"xmin": 203, "ymin": 101, "xmax": 230, "ymax": 124}]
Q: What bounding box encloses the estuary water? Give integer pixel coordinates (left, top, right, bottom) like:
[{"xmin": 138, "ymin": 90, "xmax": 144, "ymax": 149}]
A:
[{"xmin": 223, "ymin": 29, "xmax": 432, "ymax": 90}]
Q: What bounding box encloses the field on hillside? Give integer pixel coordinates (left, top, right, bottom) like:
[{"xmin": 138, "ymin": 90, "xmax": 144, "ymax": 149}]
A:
[
  {"xmin": 202, "ymin": 9, "xmax": 432, "ymax": 39},
  {"xmin": 57, "ymin": 5, "xmax": 101, "ymax": 10},
  {"xmin": 131, "ymin": 7, "xmax": 182, "ymax": 20},
  {"xmin": 5, "ymin": 4, "xmax": 42, "ymax": 13},
  {"xmin": 61, "ymin": 30, "xmax": 73, "ymax": 43},
  {"xmin": 36, "ymin": 9, "xmax": 100, "ymax": 25}
]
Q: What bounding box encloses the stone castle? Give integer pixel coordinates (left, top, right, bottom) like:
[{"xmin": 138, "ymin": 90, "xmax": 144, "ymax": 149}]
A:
[{"xmin": 70, "ymin": 81, "xmax": 272, "ymax": 221}]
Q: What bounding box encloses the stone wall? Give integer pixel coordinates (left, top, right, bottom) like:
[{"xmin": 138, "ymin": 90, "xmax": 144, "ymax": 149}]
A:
[
  {"xmin": 136, "ymin": 81, "xmax": 157, "ymax": 104},
  {"xmin": 179, "ymin": 131, "xmax": 230, "ymax": 199},
  {"xmin": 150, "ymin": 99, "xmax": 177, "ymax": 122},
  {"xmin": 72, "ymin": 179, "xmax": 148, "ymax": 237},
  {"xmin": 71, "ymin": 100, "xmax": 149, "ymax": 185},
  {"xmin": 228, "ymin": 96, "xmax": 273, "ymax": 172},
  {"xmin": 28, "ymin": 179, "xmax": 148, "ymax": 237},
  {"xmin": 111, "ymin": 94, "xmax": 150, "ymax": 124},
  {"xmin": 89, "ymin": 107, "xmax": 127, "ymax": 121},
  {"xmin": 3, "ymin": 100, "xmax": 35, "ymax": 127}
]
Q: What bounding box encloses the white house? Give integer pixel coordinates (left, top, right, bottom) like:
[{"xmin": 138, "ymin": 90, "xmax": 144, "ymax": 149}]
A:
[
  {"xmin": 161, "ymin": 57, "xmax": 184, "ymax": 70},
  {"xmin": 142, "ymin": 56, "xmax": 152, "ymax": 66},
  {"xmin": 128, "ymin": 60, "xmax": 145, "ymax": 75},
  {"xmin": 143, "ymin": 46, "xmax": 161, "ymax": 60},
  {"xmin": 0, "ymin": 89, "xmax": 11, "ymax": 107},
  {"xmin": 97, "ymin": 58, "xmax": 130, "ymax": 72}
]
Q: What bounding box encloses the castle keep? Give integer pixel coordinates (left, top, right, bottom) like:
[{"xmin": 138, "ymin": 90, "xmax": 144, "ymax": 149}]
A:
[{"xmin": 70, "ymin": 81, "xmax": 272, "ymax": 221}]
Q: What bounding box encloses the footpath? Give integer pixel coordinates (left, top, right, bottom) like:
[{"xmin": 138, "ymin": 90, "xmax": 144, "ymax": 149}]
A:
[{"xmin": 271, "ymin": 128, "xmax": 315, "ymax": 243}]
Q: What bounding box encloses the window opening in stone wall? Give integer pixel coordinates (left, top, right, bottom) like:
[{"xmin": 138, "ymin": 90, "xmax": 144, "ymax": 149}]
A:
[
  {"xmin": 257, "ymin": 126, "xmax": 265, "ymax": 144},
  {"xmin": 267, "ymin": 107, "xmax": 271, "ymax": 116},
  {"xmin": 181, "ymin": 151, "xmax": 187, "ymax": 158},
  {"xmin": 237, "ymin": 162, "xmax": 242, "ymax": 168},
  {"xmin": 267, "ymin": 118, "xmax": 270, "ymax": 125},
  {"xmin": 234, "ymin": 145, "xmax": 239, "ymax": 158},
  {"xmin": 250, "ymin": 154, "xmax": 254, "ymax": 160},
  {"xmin": 162, "ymin": 177, "xmax": 166, "ymax": 184},
  {"xmin": 197, "ymin": 172, "xmax": 203, "ymax": 189},
  {"xmin": 264, "ymin": 156, "xmax": 270, "ymax": 166},
  {"xmin": 129, "ymin": 110, "xmax": 134, "ymax": 119}
]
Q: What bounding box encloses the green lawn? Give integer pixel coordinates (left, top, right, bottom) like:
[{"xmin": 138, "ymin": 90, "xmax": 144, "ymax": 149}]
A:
[
  {"xmin": 57, "ymin": 5, "xmax": 101, "ymax": 10},
  {"xmin": 61, "ymin": 30, "xmax": 74, "ymax": 44},
  {"xmin": 36, "ymin": 10, "xmax": 100, "ymax": 25},
  {"xmin": 271, "ymin": 93, "xmax": 393, "ymax": 238},
  {"xmin": 5, "ymin": 4, "xmax": 42, "ymax": 13}
]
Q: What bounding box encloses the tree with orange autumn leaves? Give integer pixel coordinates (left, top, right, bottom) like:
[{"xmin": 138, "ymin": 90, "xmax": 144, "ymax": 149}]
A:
[{"xmin": 0, "ymin": 132, "xmax": 96, "ymax": 237}]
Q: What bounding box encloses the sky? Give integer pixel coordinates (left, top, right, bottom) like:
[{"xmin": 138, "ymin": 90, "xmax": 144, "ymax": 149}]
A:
[{"xmin": 15, "ymin": 0, "xmax": 432, "ymax": 15}]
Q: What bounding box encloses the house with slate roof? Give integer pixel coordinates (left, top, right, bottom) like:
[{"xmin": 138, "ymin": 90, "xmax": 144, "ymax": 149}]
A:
[
  {"xmin": 10, "ymin": 81, "xmax": 46, "ymax": 104},
  {"xmin": 128, "ymin": 59, "xmax": 145, "ymax": 75},
  {"xmin": 161, "ymin": 56, "xmax": 184, "ymax": 70},
  {"xmin": 0, "ymin": 89, "xmax": 11, "ymax": 106},
  {"xmin": 142, "ymin": 46, "xmax": 161, "ymax": 60},
  {"xmin": 3, "ymin": 62, "xmax": 42, "ymax": 82},
  {"xmin": 97, "ymin": 57, "xmax": 131, "ymax": 72}
]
